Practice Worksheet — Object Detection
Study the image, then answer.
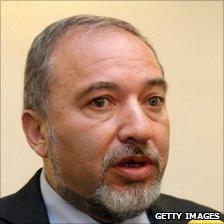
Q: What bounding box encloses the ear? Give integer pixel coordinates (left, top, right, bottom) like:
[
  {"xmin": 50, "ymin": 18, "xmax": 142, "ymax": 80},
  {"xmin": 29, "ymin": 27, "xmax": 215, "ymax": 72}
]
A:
[{"xmin": 22, "ymin": 110, "xmax": 48, "ymax": 158}]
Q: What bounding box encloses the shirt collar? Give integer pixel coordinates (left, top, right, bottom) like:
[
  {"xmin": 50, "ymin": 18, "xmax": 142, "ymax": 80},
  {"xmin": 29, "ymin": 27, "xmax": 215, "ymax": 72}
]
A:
[{"xmin": 40, "ymin": 170, "xmax": 150, "ymax": 224}]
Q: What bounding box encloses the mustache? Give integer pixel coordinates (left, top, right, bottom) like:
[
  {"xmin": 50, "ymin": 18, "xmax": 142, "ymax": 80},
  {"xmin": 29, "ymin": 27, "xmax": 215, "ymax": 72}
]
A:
[{"xmin": 101, "ymin": 143, "xmax": 161, "ymax": 172}]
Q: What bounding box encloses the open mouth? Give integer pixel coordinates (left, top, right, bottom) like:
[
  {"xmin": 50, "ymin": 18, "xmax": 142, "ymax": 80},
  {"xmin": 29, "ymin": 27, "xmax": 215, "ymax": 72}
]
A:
[
  {"xmin": 112, "ymin": 155, "xmax": 154, "ymax": 182},
  {"xmin": 116, "ymin": 156, "xmax": 150, "ymax": 168}
]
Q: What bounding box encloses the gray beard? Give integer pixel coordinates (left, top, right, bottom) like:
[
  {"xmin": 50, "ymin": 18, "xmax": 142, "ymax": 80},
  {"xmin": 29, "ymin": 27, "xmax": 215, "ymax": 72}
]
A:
[{"xmin": 56, "ymin": 175, "xmax": 161, "ymax": 223}]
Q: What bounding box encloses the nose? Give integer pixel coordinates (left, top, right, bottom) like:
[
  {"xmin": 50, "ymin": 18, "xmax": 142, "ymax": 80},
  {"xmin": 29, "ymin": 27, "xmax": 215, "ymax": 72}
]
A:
[{"xmin": 117, "ymin": 100, "xmax": 152, "ymax": 144}]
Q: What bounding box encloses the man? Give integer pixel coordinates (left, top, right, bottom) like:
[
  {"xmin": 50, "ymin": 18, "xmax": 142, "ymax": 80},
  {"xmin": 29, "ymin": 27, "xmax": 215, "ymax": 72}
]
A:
[{"xmin": 1, "ymin": 15, "xmax": 222, "ymax": 224}]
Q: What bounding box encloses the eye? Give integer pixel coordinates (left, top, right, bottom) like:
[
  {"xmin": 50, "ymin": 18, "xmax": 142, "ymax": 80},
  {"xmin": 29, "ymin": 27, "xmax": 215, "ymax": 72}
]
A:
[
  {"xmin": 90, "ymin": 97, "xmax": 110, "ymax": 109},
  {"xmin": 147, "ymin": 96, "xmax": 164, "ymax": 107}
]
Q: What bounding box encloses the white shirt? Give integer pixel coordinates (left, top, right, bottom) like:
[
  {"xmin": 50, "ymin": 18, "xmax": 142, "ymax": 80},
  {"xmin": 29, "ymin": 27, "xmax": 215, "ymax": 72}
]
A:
[{"xmin": 40, "ymin": 170, "xmax": 150, "ymax": 224}]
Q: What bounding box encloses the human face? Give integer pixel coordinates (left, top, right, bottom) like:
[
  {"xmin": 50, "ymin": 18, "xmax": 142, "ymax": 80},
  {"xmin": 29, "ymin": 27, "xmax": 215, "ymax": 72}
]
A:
[{"xmin": 45, "ymin": 28, "xmax": 170, "ymax": 203}]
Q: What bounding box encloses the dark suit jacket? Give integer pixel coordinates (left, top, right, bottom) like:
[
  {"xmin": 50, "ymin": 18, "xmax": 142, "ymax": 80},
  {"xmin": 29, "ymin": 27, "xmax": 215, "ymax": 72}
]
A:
[{"xmin": 1, "ymin": 169, "xmax": 222, "ymax": 224}]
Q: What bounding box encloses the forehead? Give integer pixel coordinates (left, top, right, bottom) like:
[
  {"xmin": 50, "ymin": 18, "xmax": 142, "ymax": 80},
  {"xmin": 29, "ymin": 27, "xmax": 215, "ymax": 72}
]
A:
[
  {"xmin": 48, "ymin": 27, "xmax": 163, "ymax": 91},
  {"xmin": 51, "ymin": 27, "xmax": 160, "ymax": 70}
]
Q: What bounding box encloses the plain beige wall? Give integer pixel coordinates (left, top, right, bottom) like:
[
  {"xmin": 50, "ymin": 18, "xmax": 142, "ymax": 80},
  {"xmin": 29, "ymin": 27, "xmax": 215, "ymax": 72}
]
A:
[{"xmin": 1, "ymin": 1, "xmax": 223, "ymax": 212}]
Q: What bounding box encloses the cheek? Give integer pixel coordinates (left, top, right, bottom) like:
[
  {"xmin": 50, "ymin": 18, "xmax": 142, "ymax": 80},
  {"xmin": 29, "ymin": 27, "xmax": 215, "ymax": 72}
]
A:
[
  {"xmin": 55, "ymin": 131, "xmax": 102, "ymax": 195},
  {"xmin": 152, "ymin": 120, "xmax": 170, "ymax": 167},
  {"xmin": 53, "ymin": 116, "xmax": 118, "ymax": 195}
]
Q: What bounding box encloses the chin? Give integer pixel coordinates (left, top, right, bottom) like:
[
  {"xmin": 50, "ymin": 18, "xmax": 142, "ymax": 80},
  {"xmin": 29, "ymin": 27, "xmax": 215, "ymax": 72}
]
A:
[{"xmin": 91, "ymin": 174, "xmax": 162, "ymax": 221}]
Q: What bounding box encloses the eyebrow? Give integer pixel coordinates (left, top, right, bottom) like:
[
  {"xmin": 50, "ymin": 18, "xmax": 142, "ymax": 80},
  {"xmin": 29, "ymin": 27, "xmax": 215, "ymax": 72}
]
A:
[
  {"xmin": 76, "ymin": 78, "xmax": 168, "ymax": 100},
  {"xmin": 146, "ymin": 78, "xmax": 168, "ymax": 92},
  {"xmin": 77, "ymin": 81, "xmax": 119, "ymax": 100}
]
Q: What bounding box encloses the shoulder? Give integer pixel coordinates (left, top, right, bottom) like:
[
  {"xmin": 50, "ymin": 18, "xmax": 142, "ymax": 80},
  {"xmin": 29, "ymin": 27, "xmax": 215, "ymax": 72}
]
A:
[
  {"xmin": 0, "ymin": 193, "xmax": 23, "ymax": 224},
  {"xmin": 1, "ymin": 169, "xmax": 42, "ymax": 210},
  {"xmin": 0, "ymin": 169, "xmax": 49, "ymax": 224}
]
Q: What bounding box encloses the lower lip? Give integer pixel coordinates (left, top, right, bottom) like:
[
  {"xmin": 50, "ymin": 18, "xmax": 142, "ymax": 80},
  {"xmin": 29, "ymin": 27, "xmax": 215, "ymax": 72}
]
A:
[{"xmin": 112, "ymin": 163, "xmax": 154, "ymax": 182}]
